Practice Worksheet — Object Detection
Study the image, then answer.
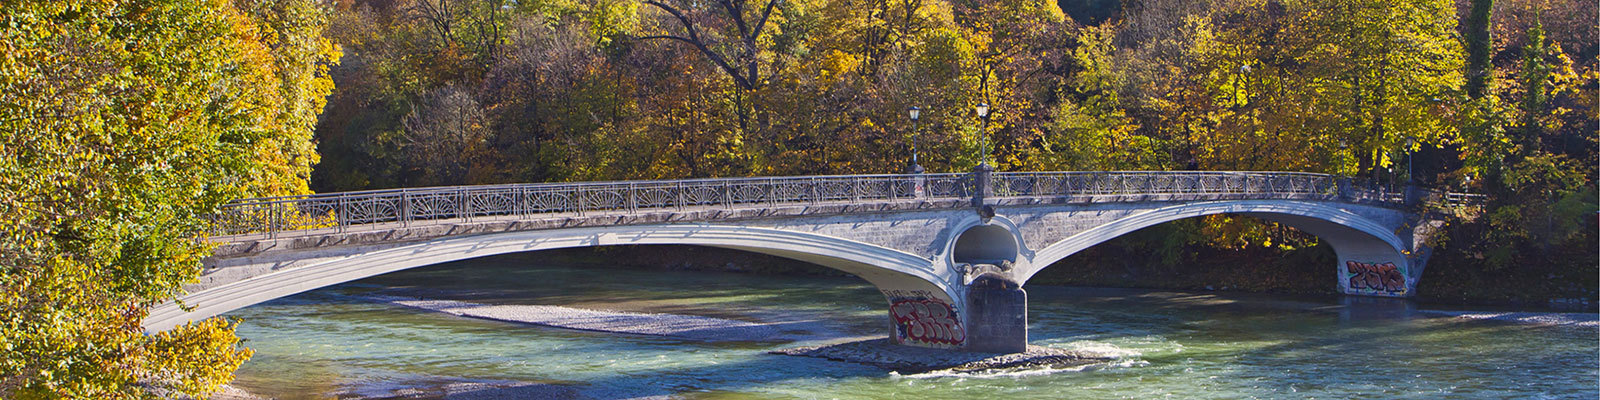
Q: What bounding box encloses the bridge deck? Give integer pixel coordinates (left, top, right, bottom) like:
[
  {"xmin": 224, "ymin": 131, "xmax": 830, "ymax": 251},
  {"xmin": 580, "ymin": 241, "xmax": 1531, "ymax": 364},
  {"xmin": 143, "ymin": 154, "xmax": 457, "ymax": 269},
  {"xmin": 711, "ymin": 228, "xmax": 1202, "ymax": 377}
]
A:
[
  {"xmin": 208, "ymin": 190, "xmax": 1397, "ymax": 259},
  {"xmin": 205, "ymin": 171, "xmax": 1459, "ymax": 250}
]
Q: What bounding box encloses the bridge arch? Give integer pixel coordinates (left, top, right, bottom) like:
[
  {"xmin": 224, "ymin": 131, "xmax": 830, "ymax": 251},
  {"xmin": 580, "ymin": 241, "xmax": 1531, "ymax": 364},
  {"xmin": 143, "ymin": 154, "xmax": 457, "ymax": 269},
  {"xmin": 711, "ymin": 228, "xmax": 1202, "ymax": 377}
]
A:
[
  {"xmin": 144, "ymin": 224, "xmax": 955, "ymax": 333},
  {"xmin": 1018, "ymin": 200, "xmax": 1413, "ymax": 295}
]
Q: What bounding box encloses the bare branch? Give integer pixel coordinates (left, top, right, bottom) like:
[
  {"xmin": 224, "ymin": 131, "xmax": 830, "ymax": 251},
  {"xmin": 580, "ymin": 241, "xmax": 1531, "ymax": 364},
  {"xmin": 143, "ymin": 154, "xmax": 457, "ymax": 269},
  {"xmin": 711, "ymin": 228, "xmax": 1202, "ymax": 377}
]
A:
[
  {"xmin": 714, "ymin": 0, "xmax": 751, "ymax": 40},
  {"xmin": 640, "ymin": 0, "xmax": 756, "ymax": 89}
]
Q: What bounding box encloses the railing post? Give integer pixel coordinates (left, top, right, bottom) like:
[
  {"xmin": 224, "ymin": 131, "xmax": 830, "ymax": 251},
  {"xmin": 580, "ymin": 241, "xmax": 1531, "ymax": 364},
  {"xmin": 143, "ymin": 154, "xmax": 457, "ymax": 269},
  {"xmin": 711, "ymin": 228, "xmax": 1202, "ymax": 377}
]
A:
[
  {"xmin": 676, "ymin": 181, "xmax": 684, "ymax": 211},
  {"xmin": 811, "ymin": 177, "xmax": 819, "ymax": 204},
  {"xmin": 1403, "ymin": 184, "xmax": 1423, "ymax": 207},
  {"xmin": 628, "ymin": 183, "xmax": 637, "ymax": 213},
  {"xmin": 851, "ymin": 177, "xmax": 861, "ymax": 203},
  {"xmin": 400, "ymin": 191, "xmax": 411, "ymax": 227},
  {"xmin": 269, "ymin": 204, "xmax": 279, "ymax": 240},
  {"xmin": 768, "ymin": 178, "xmax": 777, "ymax": 207},
  {"xmin": 889, "ymin": 176, "xmax": 897, "ymax": 201},
  {"xmin": 514, "ymin": 187, "xmax": 524, "ymax": 217},
  {"xmin": 338, "ymin": 194, "xmax": 348, "ymax": 233},
  {"xmin": 913, "ymin": 173, "xmax": 926, "ymax": 199},
  {"xmin": 457, "ymin": 189, "xmax": 468, "ymax": 222},
  {"xmin": 577, "ymin": 186, "xmax": 586, "ymax": 216},
  {"xmin": 723, "ymin": 180, "xmax": 732, "ymax": 209},
  {"xmin": 971, "ymin": 163, "xmax": 993, "ymax": 207}
]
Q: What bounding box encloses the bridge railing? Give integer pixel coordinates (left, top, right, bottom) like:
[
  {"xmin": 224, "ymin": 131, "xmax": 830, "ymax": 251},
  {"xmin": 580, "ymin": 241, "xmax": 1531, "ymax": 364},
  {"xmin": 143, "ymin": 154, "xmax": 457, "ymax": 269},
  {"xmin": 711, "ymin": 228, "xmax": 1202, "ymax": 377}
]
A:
[
  {"xmin": 210, "ymin": 173, "xmax": 974, "ymax": 237},
  {"xmin": 1441, "ymin": 192, "xmax": 1488, "ymax": 208},
  {"xmin": 210, "ymin": 171, "xmax": 1426, "ymax": 239},
  {"xmin": 990, "ymin": 171, "xmax": 1343, "ymax": 197}
]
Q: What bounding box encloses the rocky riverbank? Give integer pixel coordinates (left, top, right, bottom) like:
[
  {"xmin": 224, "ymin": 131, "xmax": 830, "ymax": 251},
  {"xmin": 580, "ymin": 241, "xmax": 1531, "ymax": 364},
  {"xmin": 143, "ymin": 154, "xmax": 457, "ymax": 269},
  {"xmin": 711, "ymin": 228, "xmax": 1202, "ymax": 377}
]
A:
[{"xmin": 772, "ymin": 338, "xmax": 1111, "ymax": 374}]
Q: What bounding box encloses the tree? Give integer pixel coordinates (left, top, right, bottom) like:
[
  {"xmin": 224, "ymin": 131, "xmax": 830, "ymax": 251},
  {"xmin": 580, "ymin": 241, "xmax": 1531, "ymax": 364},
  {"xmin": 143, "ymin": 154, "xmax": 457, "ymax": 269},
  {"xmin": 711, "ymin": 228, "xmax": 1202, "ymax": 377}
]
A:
[
  {"xmin": 1513, "ymin": 17, "xmax": 1549, "ymax": 152},
  {"xmin": 0, "ymin": 0, "xmax": 336, "ymax": 396},
  {"xmin": 234, "ymin": 0, "xmax": 345, "ymax": 197},
  {"xmin": 1463, "ymin": 0, "xmax": 1493, "ymax": 99},
  {"xmin": 949, "ymin": 0, "xmax": 1070, "ymax": 169},
  {"xmin": 639, "ymin": 0, "xmax": 793, "ymax": 91},
  {"xmin": 398, "ymin": 85, "xmax": 492, "ymax": 185},
  {"xmin": 1042, "ymin": 25, "xmax": 1149, "ymax": 170}
]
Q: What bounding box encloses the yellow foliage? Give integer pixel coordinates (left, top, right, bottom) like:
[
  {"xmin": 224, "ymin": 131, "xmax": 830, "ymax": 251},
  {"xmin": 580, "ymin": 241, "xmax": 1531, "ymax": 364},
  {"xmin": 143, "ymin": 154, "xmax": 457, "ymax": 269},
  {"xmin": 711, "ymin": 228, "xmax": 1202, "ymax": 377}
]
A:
[
  {"xmin": 0, "ymin": 0, "xmax": 334, "ymax": 397},
  {"xmin": 144, "ymin": 319, "xmax": 255, "ymax": 397}
]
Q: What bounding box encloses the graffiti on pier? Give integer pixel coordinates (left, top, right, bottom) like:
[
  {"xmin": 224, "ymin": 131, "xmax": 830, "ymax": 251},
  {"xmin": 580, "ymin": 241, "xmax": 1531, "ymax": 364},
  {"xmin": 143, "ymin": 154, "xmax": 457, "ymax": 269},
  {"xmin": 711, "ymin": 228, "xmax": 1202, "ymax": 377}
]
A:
[
  {"xmin": 1345, "ymin": 261, "xmax": 1407, "ymax": 295},
  {"xmin": 882, "ymin": 290, "xmax": 966, "ymax": 347}
]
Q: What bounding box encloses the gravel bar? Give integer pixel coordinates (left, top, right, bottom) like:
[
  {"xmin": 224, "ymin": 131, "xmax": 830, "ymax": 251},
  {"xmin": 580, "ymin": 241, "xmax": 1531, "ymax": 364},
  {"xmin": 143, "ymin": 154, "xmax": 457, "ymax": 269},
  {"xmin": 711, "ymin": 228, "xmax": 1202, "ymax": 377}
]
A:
[{"xmin": 365, "ymin": 295, "xmax": 780, "ymax": 341}]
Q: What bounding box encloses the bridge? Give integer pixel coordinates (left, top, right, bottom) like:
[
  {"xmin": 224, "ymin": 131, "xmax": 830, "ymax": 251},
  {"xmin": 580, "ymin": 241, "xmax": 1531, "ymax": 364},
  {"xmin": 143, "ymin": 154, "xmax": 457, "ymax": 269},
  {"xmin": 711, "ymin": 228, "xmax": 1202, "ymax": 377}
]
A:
[{"xmin": 146, "ymin": 170, "xmax": 1467, "ymax": 352}]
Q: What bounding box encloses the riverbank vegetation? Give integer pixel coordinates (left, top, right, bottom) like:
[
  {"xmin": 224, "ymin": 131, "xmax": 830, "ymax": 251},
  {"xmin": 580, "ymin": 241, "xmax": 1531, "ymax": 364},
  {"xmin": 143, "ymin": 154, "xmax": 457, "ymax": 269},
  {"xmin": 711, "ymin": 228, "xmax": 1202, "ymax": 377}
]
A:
[
  {"xmin": 310, "ymin": 0, "xmax": 1595, "ymax": 303},
  {"xmin": 2, "ymin": 0, "xmax": 337, "ymax": 396},
  {"xmin": 1, "ymin": 0, "xmax": 1594, "ymax": 396}
]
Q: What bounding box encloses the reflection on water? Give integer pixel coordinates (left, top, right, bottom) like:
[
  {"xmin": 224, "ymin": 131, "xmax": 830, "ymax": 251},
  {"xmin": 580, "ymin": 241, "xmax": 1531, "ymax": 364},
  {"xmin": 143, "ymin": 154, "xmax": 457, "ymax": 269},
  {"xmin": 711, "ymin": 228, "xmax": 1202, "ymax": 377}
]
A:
[{"xmin": 226, "ymin": 255, "xmax": 1599, "ymax": 399}]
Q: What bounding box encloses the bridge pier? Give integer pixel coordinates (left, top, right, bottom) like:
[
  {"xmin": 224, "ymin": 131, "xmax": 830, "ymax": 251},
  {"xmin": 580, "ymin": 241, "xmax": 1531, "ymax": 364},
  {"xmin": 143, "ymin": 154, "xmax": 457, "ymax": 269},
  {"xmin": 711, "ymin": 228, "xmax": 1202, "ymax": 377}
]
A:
[{"xmin": 963, "ymin": 273, "xmax": 1028, "ymax": 353}]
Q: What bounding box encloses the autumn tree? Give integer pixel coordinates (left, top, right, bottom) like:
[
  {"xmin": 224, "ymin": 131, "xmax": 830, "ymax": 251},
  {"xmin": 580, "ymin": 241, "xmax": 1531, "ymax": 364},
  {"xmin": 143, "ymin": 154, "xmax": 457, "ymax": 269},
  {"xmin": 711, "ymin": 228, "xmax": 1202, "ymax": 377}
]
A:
[
  {"xmin": 0, "ymin": 0, "xmax": 337, "ymax": 396},
  {"xmin": 1463, "ymin": 0, "xmax": 1494, "ymax": 98},
  {"xmin": 639, "ymin": 0, "xmax": 793, "ymax": 92},
  {"xmin": 398, "ymin": 85, "xmax": 493, "ymax": 185},
  {"xmin": 949, "ymin": 0, "xmax": 1069, "ymax": 169}
]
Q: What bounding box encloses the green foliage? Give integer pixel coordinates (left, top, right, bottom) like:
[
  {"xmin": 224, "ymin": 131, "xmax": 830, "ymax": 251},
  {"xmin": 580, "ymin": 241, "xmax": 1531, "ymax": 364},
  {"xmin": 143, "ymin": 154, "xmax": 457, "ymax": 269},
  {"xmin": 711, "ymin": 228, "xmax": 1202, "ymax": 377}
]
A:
[
  {"xmin": 1517, "ymin": 19, "xmax": 1550, "ymax": 148},
  {"xmin": 1, "ymin": 0, "xmax": 333, "ymax": 396},
  {"xmin": 1042, "ymin": 25, "xmax": 1152, "ymax": 170},
  {"xmin": 305, "ymin": 0, "xmax": 1595, "ymax": 301},
  {"xmin": 1463, "ymin": 0, "xmax": 1493, "ymax": 98}
]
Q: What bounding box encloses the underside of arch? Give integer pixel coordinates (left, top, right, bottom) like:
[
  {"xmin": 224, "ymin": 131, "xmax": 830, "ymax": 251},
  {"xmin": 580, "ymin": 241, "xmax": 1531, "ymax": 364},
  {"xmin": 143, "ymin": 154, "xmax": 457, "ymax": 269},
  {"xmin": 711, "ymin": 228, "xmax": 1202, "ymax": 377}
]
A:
[
  {"xmin": 144, "ymin": 225, "xmax": 955, "ymax": 333},
  {"xmin": 1021, "ymin": 200, "xmax": 1414, "ymax": 297}
]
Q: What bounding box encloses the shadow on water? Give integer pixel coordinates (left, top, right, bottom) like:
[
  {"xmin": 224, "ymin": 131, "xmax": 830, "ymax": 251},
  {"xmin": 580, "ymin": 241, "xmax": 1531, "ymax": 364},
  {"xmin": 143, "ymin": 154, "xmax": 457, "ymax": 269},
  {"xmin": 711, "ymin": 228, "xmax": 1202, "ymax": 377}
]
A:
[{"xmin": 1337, "ymin": 295, "xmax": 1419, "ymax": 322}]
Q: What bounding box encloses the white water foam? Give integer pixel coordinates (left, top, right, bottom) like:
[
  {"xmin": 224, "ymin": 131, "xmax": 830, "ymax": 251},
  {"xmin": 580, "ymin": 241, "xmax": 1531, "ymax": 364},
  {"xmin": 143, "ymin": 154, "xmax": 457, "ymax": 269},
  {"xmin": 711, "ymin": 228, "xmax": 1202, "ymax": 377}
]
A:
[
  {"xmin": 1424, "ymin": 311, "xmax": 1600, "ymax": 328},
  {"xmin": 891, "ymin": 342, "xmax": 1148, "ymax": 380}
]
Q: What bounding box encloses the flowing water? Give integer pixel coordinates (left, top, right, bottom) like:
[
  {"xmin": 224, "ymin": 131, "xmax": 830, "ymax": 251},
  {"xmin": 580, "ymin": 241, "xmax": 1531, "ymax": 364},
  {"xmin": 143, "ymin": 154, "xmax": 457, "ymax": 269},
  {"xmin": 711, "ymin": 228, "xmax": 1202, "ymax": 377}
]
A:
[{"xmin": 226, "ymin": 254, "xmax": 1598, "ymax": 399}]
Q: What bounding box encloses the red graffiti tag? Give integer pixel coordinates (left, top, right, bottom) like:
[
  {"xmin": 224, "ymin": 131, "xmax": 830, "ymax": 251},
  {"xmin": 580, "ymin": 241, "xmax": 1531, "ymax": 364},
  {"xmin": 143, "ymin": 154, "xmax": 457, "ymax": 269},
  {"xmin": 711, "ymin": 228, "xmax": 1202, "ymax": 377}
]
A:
[
  {"xmin": 890, "ymin": 299, "xmax": 966, "ymax": 346},
  {"xmin": 1346, "ymin": 261, "xmax": 1406, "ymax": 293}
]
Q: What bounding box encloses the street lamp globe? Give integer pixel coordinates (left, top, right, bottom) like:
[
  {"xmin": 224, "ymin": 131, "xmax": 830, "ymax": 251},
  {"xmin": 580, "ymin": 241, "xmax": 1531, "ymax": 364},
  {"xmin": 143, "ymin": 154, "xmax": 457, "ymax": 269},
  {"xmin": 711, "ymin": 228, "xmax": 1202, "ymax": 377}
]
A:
[
  {"xmin": 975, "ymin": 103, "xmax": 991, "ymax": 168},
  {"xmin": 907, "ymin": 106, "xmax": 923, "ymax": 174}
]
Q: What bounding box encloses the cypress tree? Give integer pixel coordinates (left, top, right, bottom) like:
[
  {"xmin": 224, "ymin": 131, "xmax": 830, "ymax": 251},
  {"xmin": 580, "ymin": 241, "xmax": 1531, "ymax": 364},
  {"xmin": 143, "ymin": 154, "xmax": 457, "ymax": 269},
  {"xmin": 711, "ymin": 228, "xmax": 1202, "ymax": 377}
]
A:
[
  {"xmin": 1518, "ymin": 18, "xmax": 1549, "ymax": 152},
  {"xmin": 1464, "ymin": 0, "xmax": 1493, "ymax": 99}
]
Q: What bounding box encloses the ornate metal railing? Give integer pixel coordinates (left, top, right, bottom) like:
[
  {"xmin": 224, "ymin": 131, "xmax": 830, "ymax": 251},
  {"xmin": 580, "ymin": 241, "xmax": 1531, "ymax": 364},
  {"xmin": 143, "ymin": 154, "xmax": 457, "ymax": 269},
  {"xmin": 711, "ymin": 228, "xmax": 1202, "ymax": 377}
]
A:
[
  {"xmin": 210, "ymin": 173, "xmax": 972, "ymax": 237},
  {"xmin": 1441, "ymin": 192, "xmax": 1488, "ymax": 208},
  {"xmin": 991, "ymin": 171, "xmax": 1341, "ymax": 197},
  {"xmin": 210, "ymin": 171, "xmax": 1422, "ymax": 239}
]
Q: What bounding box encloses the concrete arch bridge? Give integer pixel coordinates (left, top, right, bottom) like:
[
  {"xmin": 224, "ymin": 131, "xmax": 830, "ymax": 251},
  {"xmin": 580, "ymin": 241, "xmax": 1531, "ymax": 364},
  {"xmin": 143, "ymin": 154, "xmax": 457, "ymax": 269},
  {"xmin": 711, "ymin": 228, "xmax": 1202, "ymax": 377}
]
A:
[{"xmin": 147, "ymin": 170, "xmax": 1472, "ymax": 352}]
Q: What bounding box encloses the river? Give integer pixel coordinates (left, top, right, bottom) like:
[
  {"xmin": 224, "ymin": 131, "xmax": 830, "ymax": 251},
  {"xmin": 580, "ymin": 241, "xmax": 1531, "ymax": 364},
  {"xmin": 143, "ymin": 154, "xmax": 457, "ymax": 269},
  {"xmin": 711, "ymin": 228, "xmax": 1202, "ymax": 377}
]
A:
[{"xmin": 225, "ymin": 253, "xmax": 1598, "ymax": 399}]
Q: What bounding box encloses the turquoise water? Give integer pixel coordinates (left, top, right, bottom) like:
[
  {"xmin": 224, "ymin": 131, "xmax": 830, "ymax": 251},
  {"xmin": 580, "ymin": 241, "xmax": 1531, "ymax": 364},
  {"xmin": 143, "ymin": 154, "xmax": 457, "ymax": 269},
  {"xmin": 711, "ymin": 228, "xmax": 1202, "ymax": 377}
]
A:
[{"xmin": 226, "ymin": 254, "xmax": 1598, "ymax": 399}]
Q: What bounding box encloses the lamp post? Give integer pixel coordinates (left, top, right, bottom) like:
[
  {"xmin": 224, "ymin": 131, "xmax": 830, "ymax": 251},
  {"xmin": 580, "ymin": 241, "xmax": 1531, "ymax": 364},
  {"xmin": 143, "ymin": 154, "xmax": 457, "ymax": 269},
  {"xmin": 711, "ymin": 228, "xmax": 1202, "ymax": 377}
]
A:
[
  {"xmin": 1339, "ymin": 138, "xmax": 1348, "ymax": 175},
  {"xmin": 971, "ymin": 102, "xmax": 994, "ymax": 208},
  {"xmin": 908, "ymin": 106, "xmax": 923, "ymax": 174},
  {"xmin": 976, "ymin": 102, "xmax": 990, "ymax": 168},
  {"xmin": 1405, "ymin": 136, "xmax": 1415, "ymax": 185}
]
